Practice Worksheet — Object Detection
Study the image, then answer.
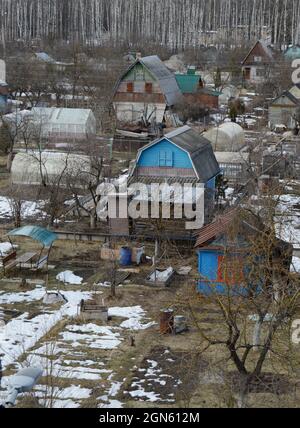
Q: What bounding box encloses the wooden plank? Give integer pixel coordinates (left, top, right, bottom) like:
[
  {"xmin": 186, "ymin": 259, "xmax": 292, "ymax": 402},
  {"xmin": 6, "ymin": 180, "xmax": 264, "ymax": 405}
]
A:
[{"xmin": 16, "ymin": 252, "xmax": 37, "ymax": 264}]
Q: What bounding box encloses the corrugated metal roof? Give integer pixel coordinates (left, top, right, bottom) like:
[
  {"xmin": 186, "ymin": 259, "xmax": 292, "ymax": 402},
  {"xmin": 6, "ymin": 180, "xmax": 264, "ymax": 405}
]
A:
[
  {"xmin": 272, "ymin": 91, "xmax": 300, "ymax": 106},
  {"xmin": 31, "ymin": 107, "xmax": 93, "ymax": 125},
  {"xmin": 165, "ymin": 126, "xmax": 221, "ymax": 182},
  {"xmin": 115, "ymin": 55, "xmax": 182, "ymax": 106},
  {"xmin": 195, "ymin": 209, "xmax": 237, "ymax": 247},
  {"xmin": 8, "ymin": 226, "xmax": 57, "ymax": 247},
  {"xmin": 140, "ymin": 56, "xmax": 182, "ymax": 106},
  {"xmin": 242, "ymin": 40, "xmax": 274, "ymax": 65},
  {"xmin": 175, "ymin": 73, "xmax": 201, "ymax": 94}
]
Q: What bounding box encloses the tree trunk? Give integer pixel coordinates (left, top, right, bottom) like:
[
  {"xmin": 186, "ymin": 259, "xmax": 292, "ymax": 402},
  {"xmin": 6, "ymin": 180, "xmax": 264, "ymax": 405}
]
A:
[
  {"xmin": 253, "ymin": 319, "xmax": 263, "ymax": 351},
  {"xmin": 7, "ymin": 151, "xmax": 13, "ymax": 172},
  {"xmin": 90, "ymin": 212, "xmax": 96, "ymax": 229}
]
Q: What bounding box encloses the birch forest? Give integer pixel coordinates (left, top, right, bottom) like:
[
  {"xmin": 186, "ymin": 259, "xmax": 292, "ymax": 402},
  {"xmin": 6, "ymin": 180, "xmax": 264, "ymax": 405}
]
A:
[{"xmin": 1, "ymin": 0, "xmax": 300, "ymax": 49}]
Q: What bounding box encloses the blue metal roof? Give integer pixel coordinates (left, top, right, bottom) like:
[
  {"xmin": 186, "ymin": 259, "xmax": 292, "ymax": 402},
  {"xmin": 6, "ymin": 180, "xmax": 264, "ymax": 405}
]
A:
[
  {"xmin": 8, "ymin": 226, "xmax": 57, "ymax": 247},
  {"xmin": 284, "ymin": 45, "xmax": 300, "ymax": 61}
]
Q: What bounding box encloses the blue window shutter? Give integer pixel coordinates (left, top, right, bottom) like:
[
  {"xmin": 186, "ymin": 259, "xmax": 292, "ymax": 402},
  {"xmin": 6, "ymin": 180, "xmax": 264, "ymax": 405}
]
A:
[{"xmin": 166, "ymin": 151, "xmax": 173, "ymax": 167}]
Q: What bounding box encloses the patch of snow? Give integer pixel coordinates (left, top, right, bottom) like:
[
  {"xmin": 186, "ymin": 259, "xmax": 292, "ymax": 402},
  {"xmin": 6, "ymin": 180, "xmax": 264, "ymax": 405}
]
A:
[
  {"xmin": 149, "ymin": 267, "xmax": 174, "ymax": 282},
  {"xmin": 0, "ymin": 287, "xmax": 46, "ymax": 304},
  {"xmin": 109, "ymin": 306, "xmax": 156, "ymax": 331},
  {"xmin": 0, "ymin": 196, "xmax": 45, "ymax": 220},
  {"xmin": 0, "ymin": 289, "xmax": 92, "ymax": 369},
  {"xmin": 129, "ymin": 387, "xmax": 160, "ymax": 402},
  {"xmin": 0, "ymin": 242, "xmax": 14, "ymax": 255},
  {"xmin": 56, "ymin": 271, "xmax": 83, "ymax": 285},
  {"xmin": 35, "ymin": 384, "xmax": 91, "ymax": 400},
  {"xmin": 61, "ymin": 323, "xmax": 122, "ymax": 349},
  {"xmin": 291, "ymin": 257, "xmax": 300, "ymax": 274}
]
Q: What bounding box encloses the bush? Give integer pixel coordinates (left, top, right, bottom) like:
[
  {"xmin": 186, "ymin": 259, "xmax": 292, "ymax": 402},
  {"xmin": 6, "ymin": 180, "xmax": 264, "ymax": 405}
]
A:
[{"xmin": 174, "ymin": 100, "xmax": 210, "ymax": 123}]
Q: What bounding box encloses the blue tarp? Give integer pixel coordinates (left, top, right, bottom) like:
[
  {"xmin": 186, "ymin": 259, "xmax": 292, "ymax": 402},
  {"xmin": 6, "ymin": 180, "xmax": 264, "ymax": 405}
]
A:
[{"xmin": 8, "ymin": 226, "xmax": 57, "ymax": 248}]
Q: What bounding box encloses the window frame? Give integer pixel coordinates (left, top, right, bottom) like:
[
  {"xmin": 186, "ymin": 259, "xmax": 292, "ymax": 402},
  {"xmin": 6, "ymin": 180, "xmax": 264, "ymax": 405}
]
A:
[
  {"xmin": 158, "ymin": 150, "xmax": 173, "ymax": 167},
  {"xmin": 127, "ymin": 82, "xmax": 134, "ymax": 92},
  {"xmin": 145, "ymin": 82, "xmax": 153, "ymax": 94}
]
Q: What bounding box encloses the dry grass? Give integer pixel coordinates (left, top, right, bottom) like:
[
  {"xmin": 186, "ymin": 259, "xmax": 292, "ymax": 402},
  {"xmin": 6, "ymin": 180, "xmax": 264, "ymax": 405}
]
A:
[{"xmin": 1, "ymin": 231, "xmax": 300, "ymax": 408}]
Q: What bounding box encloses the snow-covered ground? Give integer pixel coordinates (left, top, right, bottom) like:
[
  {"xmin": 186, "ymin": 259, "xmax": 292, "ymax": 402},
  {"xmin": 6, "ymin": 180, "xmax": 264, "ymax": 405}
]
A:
[
  {"xmin": 0, "ymin": 242, "xmax": 15, "ymax": 255},
  {"xmin": 0, "ymin": 287, "xmax": 92, "ymax": 368},
  {"xmin": 291, "ymin": 256, "xmax": 300, "ymax": 274},
  {"xmin": 56, "ymin": 271, "xmax": 83, "ymax": 285},
  {"xmin": 275, "ymin": 193, "xmax": 300, "ymax": 250},
  {"xmin": 0, "ymin": 196, "xmax": 45, "ymax": 220},
  {"xmin": 0, "ymin": 285, "xmax": 155, "ymax": 408}
]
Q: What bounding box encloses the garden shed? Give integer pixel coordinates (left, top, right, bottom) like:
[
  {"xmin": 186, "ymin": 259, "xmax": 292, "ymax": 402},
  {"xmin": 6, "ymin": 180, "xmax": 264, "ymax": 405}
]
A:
[{"xmin": 203, "ymin": 122, "xmax": 245, "ymax": 152}]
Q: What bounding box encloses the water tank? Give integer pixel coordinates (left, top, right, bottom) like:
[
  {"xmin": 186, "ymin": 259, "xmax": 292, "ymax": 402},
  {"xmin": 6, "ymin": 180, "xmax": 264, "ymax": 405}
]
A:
[{"xmin": 119, "ymin": 247, "xmax": 132, "ymax": 266}]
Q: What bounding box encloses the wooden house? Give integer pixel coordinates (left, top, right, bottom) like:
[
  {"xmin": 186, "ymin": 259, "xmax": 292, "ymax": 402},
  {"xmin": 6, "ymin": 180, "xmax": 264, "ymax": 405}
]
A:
[
  {"xmin": 175, "ymin": 68, "xmax": 220, "ymax": 109},
  {"xmin": 126, "ymin": 126, "xmax": 220, "ymax": 240},
  {"xmin": 195, "ymin": 209, "xmax": 292, "ymax": 295},
  {"xmin": 268, "ymin": 91, "xmax": 300, "ymax": 129},
  {"xmin": 241, "ymin": 40, "xmax": 274, "ymax": 83},
  {"xmin": 112, "ymin": 55, "xmax": 182, "ymax": 128}
]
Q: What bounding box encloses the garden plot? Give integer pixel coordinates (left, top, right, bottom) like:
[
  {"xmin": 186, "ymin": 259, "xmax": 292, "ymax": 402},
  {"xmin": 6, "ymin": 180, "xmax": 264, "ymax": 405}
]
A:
[
  {"xmin": 123, "ymin": 346, "xmax": 208, "ymax": 405},
  {"xmin": 0, "ymin": 286, "xmax": 93, "ymax": 369},
  {"xmin": 0, "ymin": 290, "xmax": 156, "ymax": 408}
]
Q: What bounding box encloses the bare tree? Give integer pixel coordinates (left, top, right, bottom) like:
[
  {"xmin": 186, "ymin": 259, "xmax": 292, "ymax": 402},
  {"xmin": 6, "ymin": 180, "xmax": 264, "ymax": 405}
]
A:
[{"xmin": 182, "ymin": 193, "xmax": 300, "ymax": 408}]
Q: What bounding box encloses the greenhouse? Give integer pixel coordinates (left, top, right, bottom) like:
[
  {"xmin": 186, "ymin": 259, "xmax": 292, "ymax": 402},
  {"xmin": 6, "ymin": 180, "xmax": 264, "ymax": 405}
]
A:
[
  {"xmin": 11, "ymin": 151, "xmax": 94, "ymax": 188},
  {"xmin": 203, "ymin": 122, "xmax": 245, "ymax": 152},
  {"xmin": 31, "ymin": 107, "xmax": 96, "ymax": 141}
]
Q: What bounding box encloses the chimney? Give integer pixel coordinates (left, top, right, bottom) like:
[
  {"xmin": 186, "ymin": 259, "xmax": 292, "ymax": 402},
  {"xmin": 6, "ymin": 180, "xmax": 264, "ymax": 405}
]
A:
[{"xmin": 136, "ymin": 52, "xmax": 142, "ymax": 60}]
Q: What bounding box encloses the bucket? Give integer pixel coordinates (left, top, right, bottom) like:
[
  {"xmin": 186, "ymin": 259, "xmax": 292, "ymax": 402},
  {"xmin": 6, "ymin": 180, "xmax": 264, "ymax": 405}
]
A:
[{"xmin": 119, "ymin": 246, "xmax": 132, "ymax": 266}]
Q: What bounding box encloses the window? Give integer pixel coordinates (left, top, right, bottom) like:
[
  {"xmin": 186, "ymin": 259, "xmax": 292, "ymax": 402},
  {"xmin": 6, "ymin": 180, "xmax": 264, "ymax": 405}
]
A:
[
  {"xmin": 254, "ymin": 56, "xmax": 262, "ymax": 63},
  {"xmin": 159, "ymin": 150, "xmax": 173, "ymax": 167},
  {"xmin": 127, "ymin": 82, "xmax": 134, "ymax": 92},
  {"xmin": 256, "ymin": 69, "xmax": 266, "ymax": 77},
  {"xmin": 145, "ymin": 82, "xmax": 153, "ymax": 94}
]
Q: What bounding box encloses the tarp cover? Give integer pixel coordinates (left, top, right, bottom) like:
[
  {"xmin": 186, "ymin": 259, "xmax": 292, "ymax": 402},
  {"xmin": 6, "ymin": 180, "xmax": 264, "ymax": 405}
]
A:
[{"xmin": 8, "ymin": 226, "xmax": 57, "ymax": 247}]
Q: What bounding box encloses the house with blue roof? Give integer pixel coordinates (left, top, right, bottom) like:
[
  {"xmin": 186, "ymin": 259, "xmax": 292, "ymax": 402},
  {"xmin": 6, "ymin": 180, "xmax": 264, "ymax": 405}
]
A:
[{"xmin": 127, "ymin": 125, "xmax": 220, "ymax": 240}]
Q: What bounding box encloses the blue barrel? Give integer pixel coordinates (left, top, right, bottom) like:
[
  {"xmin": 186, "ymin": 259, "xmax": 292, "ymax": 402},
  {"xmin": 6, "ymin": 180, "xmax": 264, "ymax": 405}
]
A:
[{"xmin": 119, "ymin": 247, "xmax": 132, "ymax": 266}]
